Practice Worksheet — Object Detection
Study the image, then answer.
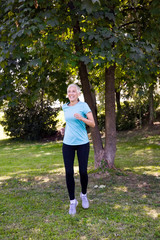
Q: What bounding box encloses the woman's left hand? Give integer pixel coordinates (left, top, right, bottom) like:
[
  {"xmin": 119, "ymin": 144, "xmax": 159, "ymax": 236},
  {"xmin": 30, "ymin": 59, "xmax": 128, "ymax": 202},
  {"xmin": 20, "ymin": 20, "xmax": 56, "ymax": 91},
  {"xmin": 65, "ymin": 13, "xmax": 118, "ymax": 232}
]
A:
[
  {"xmin": 74, "ymin": 112, "xmax": 95, "ymax": 128},
  {"xmin": 74, "ymin": 113, "xmax": 82, "ymax": 120}
]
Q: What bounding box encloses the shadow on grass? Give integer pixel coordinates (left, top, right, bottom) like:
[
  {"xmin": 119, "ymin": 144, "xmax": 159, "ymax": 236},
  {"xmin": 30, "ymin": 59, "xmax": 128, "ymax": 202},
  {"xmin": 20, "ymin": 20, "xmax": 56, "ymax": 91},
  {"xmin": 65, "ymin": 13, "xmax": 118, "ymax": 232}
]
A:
[{"xmin": 0, "ymin": 169, "xmax": 160, "ymax": 240}]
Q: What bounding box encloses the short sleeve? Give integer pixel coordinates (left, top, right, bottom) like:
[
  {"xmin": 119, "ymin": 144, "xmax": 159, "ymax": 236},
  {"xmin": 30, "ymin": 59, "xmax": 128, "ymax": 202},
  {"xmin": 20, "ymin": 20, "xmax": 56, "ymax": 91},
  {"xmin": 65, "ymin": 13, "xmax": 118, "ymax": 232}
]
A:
[
  {"xmin": 83, "ymin": 102, "xmax": 91, "ymax": 115},
  {"xmin": 62, "ymin": 103, "xmax": 67, "ymax": 110}
]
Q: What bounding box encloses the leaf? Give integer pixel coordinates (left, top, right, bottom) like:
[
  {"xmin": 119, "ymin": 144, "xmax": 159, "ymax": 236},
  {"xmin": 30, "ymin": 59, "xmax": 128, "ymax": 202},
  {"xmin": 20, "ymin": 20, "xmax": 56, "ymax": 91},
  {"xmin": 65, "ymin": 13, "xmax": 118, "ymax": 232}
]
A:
[
  {"xmin": 129, "ymin": 53, "xmax": 139, "ymax": 61},
  {"xmin": 105, "ymin": 12, "xmax": 115, "ymax": 22},
  {"xmin": 0, "ymin": 60, "xmax": 7, "ymax": 68},
  {"xmin": 81, "ymin": 1, "xmax": 94, "ymax": 14},
  {"xmin": 79, "ymin": 32, "xmax": 87, "ymax": 39},
  {"xmin": 80, "ymin": 56, "xmax": 91, "ymax": 64},
  {"xmin": 93, "ymin": 47, "xmax": 99, "ymax": 55},
  {"xmin": 109, "ymin": 36, "xmax": 118, "ymax": 43},
  {"xmin": 101, "ymin": 40, "xmax": 111, "ymax": 49},
  {"xmin": 130, "ymin": 47, "xmax": 140, "ymax": 53},
  {"xmin": 4, "ymin": 5, "xmax": 12, "ymax": 13},
  {"xmin": 28, "ymin": 1, "xmax": 34, "ymax": 7},
  {"xmin": 29, "ymin": 59, "xmax": 42, "ymax": 67},
  {"xmin": 151, "ymin": 7, "xmax": 160, "ymax": 16},
  {"xmin": 23, "ymin": 8, "xmax": 31, "ymax": 12},
  {"xmin": 47, "ymin": 20, "xmax": 59, "ymax": 27},
  {"xmin": 21, "ymin": 64, "xmax": 28, "ymax": 72},
  {"xmin": 88, "ymin": 33, "xmax": 95, "ymax": 41},
  {"xmin": 12, "ymin": 30, "xmax": 24, "ymax": 39},
  {"xmin": 41, "ymin": 11, "xmax": 52, "ymax": 19},
  {"xmin": 25, "ymin": 29, "xmax": 32, "ymax": 36},
  {"xmin": 93, "ymin": 59, "xmax": 102, "ymax": 66},
  {"xmin": 92, "ymin": 0, "xmax": 100, "ymax": 4},
  {"xmin": 101, "ymin": 29, "xmax": 112, "ymax": 38},
  {"xmin": 57, "ymin": 41, "xmax": 67, "ymax": 49},
  {"xmin": 38, "ymin": 24, "xmax": 46, "ymax": 31},
  {"xmin": 0, "ymin": 57, "xmax": 4, "ymax": 62}
]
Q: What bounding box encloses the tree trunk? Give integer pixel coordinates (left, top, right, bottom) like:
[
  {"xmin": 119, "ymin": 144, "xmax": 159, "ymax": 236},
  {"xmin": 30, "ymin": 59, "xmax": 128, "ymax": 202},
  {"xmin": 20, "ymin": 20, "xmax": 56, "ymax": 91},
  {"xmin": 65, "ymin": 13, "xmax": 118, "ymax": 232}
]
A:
[
  {"xmin": 71, "ymin": 16, "xmax": 104, "ymax": 168},
  {"xmin": 149, "ymin": 84, "xmax": 154, "ymax": 126},
  {"xmin": 79, "ymin": 61, "xmax": 104, "ymax": 168},
  {"xmin": 104, "ymin": 65, "xmax": 117, "ymax": 168}
]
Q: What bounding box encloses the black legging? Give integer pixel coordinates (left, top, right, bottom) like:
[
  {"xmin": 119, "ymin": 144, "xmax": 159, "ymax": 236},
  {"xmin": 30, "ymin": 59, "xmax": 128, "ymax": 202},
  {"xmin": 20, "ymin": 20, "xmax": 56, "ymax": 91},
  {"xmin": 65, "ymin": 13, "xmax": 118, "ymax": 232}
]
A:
[{"xmin": 62, "ymin": 142, "xmax": 90, "ymax": 200}]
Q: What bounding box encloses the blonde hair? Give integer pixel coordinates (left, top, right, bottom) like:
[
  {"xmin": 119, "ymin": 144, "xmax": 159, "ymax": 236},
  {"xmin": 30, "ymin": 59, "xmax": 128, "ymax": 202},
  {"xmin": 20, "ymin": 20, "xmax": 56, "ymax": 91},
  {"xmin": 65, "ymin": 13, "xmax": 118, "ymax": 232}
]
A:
[{"xmin": 67, "ymin": 84, "xmax": 81, "ymax": 94}]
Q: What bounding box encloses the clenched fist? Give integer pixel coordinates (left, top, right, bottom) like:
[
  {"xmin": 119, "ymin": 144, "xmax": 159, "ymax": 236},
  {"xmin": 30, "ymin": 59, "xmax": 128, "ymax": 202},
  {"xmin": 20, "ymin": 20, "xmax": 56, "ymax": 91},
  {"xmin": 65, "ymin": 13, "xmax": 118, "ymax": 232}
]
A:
[{"xmin": 74, "ymin": 113, "xmax": 83, "ymax": 120}]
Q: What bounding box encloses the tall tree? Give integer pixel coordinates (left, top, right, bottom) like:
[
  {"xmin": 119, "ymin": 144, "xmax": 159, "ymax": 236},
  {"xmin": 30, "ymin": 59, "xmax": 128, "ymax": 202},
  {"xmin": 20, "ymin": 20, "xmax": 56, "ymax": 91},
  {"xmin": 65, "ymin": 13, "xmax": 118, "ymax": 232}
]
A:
[{"xmin": 1, "ymin": 0, "xmax": 160, "ymax": 168}]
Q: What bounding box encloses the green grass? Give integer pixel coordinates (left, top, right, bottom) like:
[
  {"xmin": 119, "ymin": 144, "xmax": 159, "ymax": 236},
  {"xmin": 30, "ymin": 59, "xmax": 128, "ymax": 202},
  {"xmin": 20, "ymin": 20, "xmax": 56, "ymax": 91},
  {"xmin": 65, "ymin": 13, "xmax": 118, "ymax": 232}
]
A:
[{"xmin": 0, "ymin": 129, "xmax": 160, "ymax": 240}]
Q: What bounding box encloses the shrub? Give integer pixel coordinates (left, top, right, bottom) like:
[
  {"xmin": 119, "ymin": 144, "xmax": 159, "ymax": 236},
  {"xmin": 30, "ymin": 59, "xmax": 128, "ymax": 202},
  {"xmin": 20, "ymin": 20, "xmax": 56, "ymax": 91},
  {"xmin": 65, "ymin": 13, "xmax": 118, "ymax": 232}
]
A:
[
  {"xmin": 116, "ymin": 101, "xmax": 136, "ymax": 131},
  {"xmin": 97, "ymin": 102, "xmax": 137, "ymax": 132},
  {"xmin": 1, "ymin": 101, "xmax": 59, "ymax": 140},
  {"xmin": 97, "ymin": 113, "xmax": 105, "ymax": 132}
]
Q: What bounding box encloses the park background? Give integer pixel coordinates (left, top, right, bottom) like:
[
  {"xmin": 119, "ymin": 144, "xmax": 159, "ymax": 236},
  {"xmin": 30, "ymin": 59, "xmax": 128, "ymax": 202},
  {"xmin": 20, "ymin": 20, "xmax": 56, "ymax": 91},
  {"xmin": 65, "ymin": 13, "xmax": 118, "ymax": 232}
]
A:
[{"xmin": 0, "ymin": 0, "xmax": 160, "ymax": 239}]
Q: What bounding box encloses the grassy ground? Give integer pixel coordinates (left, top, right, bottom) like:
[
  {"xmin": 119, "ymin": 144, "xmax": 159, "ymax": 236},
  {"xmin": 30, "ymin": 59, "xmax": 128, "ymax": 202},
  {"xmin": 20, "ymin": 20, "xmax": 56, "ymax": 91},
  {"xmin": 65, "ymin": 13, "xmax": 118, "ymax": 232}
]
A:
[{"xmin": 0, "ymin": 127, "xmax": 160, "ymax": 240}]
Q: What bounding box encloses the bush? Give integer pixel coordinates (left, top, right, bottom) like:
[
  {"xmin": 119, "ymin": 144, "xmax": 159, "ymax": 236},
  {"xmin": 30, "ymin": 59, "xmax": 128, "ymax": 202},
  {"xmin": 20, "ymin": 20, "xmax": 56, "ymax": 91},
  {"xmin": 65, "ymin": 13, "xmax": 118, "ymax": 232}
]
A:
[
  {"xmin": 97, "ymin": 102, "xmax": 137, "ymax": 132},
  {"xmin": 116, "ymin": 101, "xmax": 136, "ymax": 131},
  {"xmin": 97, "ymin": 113, "xmax": 105, "ymax": 132},
  {"xmin": 1, "ymin": 101, "xmax": 59, "ymax": 140}
]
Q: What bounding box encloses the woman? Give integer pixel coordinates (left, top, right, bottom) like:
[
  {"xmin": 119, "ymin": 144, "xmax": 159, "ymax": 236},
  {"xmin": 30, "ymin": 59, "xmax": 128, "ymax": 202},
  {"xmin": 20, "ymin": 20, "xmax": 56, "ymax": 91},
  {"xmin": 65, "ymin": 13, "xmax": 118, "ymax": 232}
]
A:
[{"xmin": 62, "ymin": 84, "xmax": 95, "ymax": 215}]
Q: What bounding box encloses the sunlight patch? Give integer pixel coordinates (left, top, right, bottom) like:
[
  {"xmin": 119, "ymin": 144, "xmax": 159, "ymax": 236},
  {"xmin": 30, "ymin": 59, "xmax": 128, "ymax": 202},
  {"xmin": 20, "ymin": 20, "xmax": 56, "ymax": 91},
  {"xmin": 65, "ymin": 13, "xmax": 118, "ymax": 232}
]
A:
[
  {"xmin": 142, "ymin": 194, "xmax": 147, "ymax": 199},
  {"xmin": 50, "ymin": 166, "xmax": 80, "ymax": 176},
  {"xmin": 134, "ymin": 149, "xmax": 152, "ymax": 155},
  {"xmin": 32, "ymin": 228, "xmax": 41, "ymax": 234},
  {"xmin": 34, "ymin": 154, "xmax": 42, "ymax": 157},
  {"xmin": 114, "ymin": 204, "xmax": 121, "ymax": 209},
  {"xmin": 14, "ymin": 148, "xmax": 25, "ymax": 151},
  {"xmin": 114, "ymin": 186, "xmax": 128, "ymax": 192},
  {"xmin": 94, "ymin": 185, "xmax": 106, "ymax": 189},
  {"xmin": 19, "ymin": 178, "xmax": 28, "ymax": 182},
  {"xmin": 0, "ymin": 176, "xmax": 12, "ymax": 181},
  {"xmin": 50, "ymin": 168, "xmax": 65, "ymax": 175},
  {"xmin": 133, "ymin": 166, "xmax": 160, "ymax": 177},
  {"xmin": 44, "ymin": 152, "xmax": 52, "ymax": 155},
  {"xmin": 80, "ymin": 237, "xmax": 87, "ymax": 240},
  {"xmin": 124, "ymin": 205, "xmax": 130, "ymax": 211},
  {"xmin": 74, "ymin": 166, "xmax": 79, "ymax": 173},
  {"xmin": 143, "ymin": 206, "xmax": 159, "ymax": 219},
  {"xmin": 35, "ymin": 176, "xmax": 50, "ymax": 183}
]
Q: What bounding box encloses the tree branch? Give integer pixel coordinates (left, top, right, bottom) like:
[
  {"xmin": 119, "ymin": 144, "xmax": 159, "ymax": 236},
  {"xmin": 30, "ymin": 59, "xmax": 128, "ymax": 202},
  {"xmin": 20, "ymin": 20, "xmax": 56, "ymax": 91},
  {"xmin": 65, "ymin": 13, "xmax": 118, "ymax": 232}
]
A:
[{"xmin": 118, "ymin": 20, "xmax": 139, "ymax": 29}]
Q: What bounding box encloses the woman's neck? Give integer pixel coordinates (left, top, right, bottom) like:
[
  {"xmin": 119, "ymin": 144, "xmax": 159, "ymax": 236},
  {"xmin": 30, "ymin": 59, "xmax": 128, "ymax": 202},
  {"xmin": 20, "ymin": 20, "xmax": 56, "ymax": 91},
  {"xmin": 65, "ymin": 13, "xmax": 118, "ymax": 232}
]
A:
[{"xmin": 68, "ymin": 100, "xmax": 79, "ymax": 106}]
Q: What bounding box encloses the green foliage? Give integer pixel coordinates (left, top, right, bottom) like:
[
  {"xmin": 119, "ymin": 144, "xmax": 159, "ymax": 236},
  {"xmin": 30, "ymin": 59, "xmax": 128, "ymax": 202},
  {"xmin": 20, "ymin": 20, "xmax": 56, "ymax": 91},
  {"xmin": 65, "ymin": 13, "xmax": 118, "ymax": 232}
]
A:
[
  {"xmin": 97, "ymin": 102, "xmax": 137, "ymax": 132},
  {"xmin": 1, "ymin": 101, "xmax": 59, "ymax": 140},
  {"xmin": 116, "ymin": 101, "xmax": 136, "ymax": 131},
  {"xmin": 98, "ymin": 95, "xmax": 160, "ymax": 132},
  {"xmin": 97, "ymin": 112, "xmax": 105, "ymax": 132},
  {"xmin": 0, "ymin": 0, "xmax": 160, "ymax": 143},
  {"xmin": 0, "ymin": 0, "xmax": 68, "ymax": 106}
]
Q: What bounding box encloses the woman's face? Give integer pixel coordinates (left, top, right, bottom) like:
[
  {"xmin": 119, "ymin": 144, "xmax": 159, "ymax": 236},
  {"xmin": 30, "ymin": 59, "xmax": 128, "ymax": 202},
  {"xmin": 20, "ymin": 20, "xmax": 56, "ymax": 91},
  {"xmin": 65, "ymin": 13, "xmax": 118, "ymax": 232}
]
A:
[{"xmin": 67, "ymin": 86, "xmax": 79, "ymax": 102}]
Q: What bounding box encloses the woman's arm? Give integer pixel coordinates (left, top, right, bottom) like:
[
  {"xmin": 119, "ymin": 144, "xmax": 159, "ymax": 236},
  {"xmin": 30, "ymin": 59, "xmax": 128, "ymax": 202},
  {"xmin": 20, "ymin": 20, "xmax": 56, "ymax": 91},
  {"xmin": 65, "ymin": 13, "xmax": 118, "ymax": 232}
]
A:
[{"xmin": 74, "ymin": 112, "xmax": 95, "ymax": 128}]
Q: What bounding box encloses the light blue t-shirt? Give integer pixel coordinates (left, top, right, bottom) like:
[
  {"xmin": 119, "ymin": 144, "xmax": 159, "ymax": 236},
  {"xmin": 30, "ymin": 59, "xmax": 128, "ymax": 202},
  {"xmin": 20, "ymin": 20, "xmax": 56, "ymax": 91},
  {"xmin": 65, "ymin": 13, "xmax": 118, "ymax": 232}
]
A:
[{"xmin": 62, "ymin": 101, "xmax": 91, "ymax": 145}]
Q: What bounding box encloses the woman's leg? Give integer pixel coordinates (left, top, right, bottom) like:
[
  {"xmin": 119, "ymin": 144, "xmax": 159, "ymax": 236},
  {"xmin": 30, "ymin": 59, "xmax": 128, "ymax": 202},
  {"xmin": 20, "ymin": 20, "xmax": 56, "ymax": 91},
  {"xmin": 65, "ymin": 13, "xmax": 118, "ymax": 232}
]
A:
[
  {"xmin": 62, "ymin": 143, "xmax": 75, "ymax": 200},
  {"xmin": 77, "ymin": 143, "xmax": 90, "ymax": 194}
]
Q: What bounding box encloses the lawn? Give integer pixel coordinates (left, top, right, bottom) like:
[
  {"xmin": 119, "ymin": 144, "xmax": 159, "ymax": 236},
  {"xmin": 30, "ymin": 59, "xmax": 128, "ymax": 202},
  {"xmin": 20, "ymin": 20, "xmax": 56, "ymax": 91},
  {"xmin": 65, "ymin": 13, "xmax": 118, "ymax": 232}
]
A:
[{"xmin": 0, "ymin": 127, "xmax": 160, "ymax": 240}]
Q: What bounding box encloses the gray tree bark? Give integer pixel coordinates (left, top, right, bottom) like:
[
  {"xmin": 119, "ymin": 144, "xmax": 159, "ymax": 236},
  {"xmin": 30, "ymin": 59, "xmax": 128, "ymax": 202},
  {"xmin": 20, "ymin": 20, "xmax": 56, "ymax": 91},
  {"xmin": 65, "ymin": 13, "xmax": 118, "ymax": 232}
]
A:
[{"xmin": 104, "ymin": 65, "xmax": 117, "ymax": 168}]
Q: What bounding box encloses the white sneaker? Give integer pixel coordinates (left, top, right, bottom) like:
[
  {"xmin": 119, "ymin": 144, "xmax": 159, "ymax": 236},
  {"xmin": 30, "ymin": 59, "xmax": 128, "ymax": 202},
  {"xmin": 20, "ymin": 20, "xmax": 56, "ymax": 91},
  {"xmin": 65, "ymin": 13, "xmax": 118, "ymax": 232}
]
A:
[
  {"xmin": 69, "ymin": 199, "xmax": 78, "ymax": 215},
  {"xmin": 80, "ymin": 193, "xmax": 89, "ymax": 209}
]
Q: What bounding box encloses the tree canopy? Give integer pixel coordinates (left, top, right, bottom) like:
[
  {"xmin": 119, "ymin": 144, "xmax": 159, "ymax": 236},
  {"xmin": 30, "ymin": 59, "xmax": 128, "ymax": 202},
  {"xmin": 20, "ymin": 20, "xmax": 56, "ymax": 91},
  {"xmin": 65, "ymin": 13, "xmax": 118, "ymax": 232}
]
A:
[{"xmin": 0, "ymin": 0, "xmax": 160, "ymax": 167}]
